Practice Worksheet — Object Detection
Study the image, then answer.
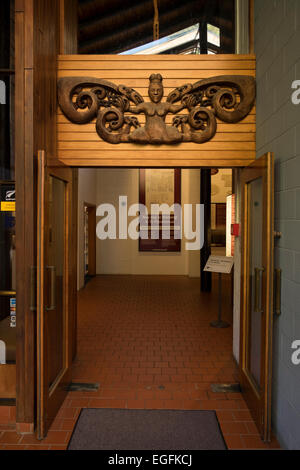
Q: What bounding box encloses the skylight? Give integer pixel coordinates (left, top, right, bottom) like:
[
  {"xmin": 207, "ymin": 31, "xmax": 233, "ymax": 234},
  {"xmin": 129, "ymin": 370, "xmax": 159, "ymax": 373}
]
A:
[
  {"xmin": 207, "ymin": 24, "xmax": 220, "ymax": 47},
  {"xmin": 120, "ymin": 23, "xmax": 220, "ymax": 55}
]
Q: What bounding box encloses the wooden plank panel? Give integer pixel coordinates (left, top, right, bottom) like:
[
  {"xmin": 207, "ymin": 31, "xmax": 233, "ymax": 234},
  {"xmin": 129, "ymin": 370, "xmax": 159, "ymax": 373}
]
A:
[
  {"xmin": 57, "ymin": 69, "xmax": 256, "ymax": 79},
  {"xmin": 58, "ymin": 60, "xmax": 256, "ymax": 71},
  {"xmin": 57, "ymin": 150, "xmax": 255, "ymax": 160},
  {"xmin": 57, "ymin": 113, "xmax": 256, "ymax": 124},
  {"xmin": 58, "ymin": 122, "xmax": 255, "ymax": 134},
  {"xmin": 58, "ymin": 141, "xmax": 255, "ymax": 151},
  {"xmin": 56, "ymin": 54, "xmax": 256, "ymax": 167},
  {"xmin": 58, "ymin": 54, "xmax": 256, "ymax": 61},
  {"xmin": 57, "ymin": 102, "xmax": 256, "ymax": 114},
  {"xmin": 50, "ymin": 158, "xmax": 255, "ymax": 168},
  {"xmin": 56, "ymin": 76, "xmax": 255, "ymax": 90},
  {"xmin": 57, "ymin": 107, "xmax": 256, "ymax": 117},
  {"xmin": 58, "ymin": 131, "xmax": 255, "ymax": 142},
  {"xmin": 57, "ymin": 102, "xmax": 256, "ymax": 112}
]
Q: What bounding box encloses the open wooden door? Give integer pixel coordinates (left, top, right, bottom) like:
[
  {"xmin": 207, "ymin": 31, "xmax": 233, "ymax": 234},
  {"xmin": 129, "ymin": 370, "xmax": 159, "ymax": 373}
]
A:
[
  {"xmin": 240, "ymin": 152, "xmax": 274, "ymax": 442},
  {"xmin": 36, "ymin": 150, "xmax": 74, "ymax": 439}
]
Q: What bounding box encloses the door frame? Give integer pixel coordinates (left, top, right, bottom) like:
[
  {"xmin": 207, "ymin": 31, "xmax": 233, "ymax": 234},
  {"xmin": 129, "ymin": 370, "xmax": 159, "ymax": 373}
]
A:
[
  {"xmin": 239, "ymin": 152, "xmax": 274, "ymax": 441},
  {"xmin": 21, "ymin": 155, "xmax": 275, "ymax": 441},
  {"xmin": 36, "ymin": 150, "xmax": 74, "ymax": 438}
]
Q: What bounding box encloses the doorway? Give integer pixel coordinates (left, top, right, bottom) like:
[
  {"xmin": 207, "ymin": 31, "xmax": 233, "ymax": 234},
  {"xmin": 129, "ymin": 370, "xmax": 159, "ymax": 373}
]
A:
[
  {"xmin": 32, "ymin": 154, "xmax": 275, "ymax": 450},
  {"xmin": 66, "ymin": 162, "xmax": 272, "ymax": 449}
]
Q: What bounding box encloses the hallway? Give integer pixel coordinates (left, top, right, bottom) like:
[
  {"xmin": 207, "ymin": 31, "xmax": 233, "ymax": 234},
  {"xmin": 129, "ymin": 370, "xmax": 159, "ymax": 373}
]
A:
[
  {"xmin": 73, "ymin": 275, "xmax": 237, "ymax": 387},
  {"xmin": 0, "ymin": 276, "xmax": 280, "ymax": 449}
]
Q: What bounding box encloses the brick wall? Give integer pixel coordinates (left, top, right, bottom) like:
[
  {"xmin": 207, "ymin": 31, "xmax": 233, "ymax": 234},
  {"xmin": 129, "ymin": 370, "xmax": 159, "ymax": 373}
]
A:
[{"xmin": 255, "ymin": 0, "xmax": 300, "ymax": 450}]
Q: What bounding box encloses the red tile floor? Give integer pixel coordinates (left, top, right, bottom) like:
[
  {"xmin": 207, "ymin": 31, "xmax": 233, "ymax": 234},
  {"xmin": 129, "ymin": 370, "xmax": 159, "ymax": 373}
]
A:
[{"xmin": 0, "ymin": 275, "xmax": 280, "ymax": 450}]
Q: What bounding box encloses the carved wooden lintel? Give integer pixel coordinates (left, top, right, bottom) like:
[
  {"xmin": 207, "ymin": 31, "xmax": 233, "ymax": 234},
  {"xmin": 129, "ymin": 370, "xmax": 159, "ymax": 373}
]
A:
[{"xmin": 58, "ymin": 74, "xmax": 256, "ymax": 145}]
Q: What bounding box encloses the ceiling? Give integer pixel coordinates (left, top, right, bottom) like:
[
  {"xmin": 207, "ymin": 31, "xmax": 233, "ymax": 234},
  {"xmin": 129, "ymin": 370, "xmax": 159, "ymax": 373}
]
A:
[{"xmin": 78, "ymin": 0, "xmax": 235, "ymax": 54}]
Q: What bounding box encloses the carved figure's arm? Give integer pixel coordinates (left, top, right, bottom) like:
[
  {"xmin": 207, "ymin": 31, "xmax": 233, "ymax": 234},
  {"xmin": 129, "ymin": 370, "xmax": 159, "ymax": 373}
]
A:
[
  {"xmin": 168, "ymin": 94, "xmax": 197, "ymax": 114},
  {"xmin": 168, "ymin": 103, "xmax": 186, "ymax": 114},
  {"xmin": 128, "ymin": 103, "xmax": 145, "ymax": 114}
]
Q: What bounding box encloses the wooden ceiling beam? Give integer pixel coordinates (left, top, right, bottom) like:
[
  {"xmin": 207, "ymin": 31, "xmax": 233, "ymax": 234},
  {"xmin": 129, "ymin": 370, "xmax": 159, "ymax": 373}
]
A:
[
  {"xmin": 79, "ymin": 0, "xmax": 207, "ymax": 53},
  {"xmin": 79, "ymin": 1, "xmax": 154, "ymax": 43},
  {"xmin": 78, "ymin": 0, "xmax": 140, "ymax": 23},
  {"xmin": 78, "ymin": 0, "xmax": 235, "ymax": 55}
]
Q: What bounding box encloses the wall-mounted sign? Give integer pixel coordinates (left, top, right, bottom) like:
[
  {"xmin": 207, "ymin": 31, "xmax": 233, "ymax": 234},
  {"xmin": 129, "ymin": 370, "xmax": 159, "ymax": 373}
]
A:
[
  {"xmin": 1, "ymin": 201, "xmax": 16, "ymax": 212},
  {"xmin": 139, "ymin": 169, "xmax": 181, "ymax": 252},
  {"xmin": 10, "ymin": 297, "xmax": 16, "ymax": 328},
  {"xmin": 1, "ymin": 184, "xmax": 16, "ymax": 212}
]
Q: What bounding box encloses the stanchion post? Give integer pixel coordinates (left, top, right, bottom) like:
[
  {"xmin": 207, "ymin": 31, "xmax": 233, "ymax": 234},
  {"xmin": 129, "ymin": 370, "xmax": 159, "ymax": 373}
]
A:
[{"xmin": 210, "ymin": 272, "xmax": 230, "ymax": 328}]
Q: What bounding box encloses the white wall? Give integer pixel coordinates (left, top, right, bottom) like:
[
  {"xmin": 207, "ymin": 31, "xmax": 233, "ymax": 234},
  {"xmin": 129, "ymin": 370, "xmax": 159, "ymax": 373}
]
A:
[
  {"xmin": 77, "ymin": 169, "xmax": 97, "ymax": 289},
  {"xmin": 211, "ymin": 169, "xmax": 232, "ymax": 203},
  {"xmin": 96, "ymin": 169, "xmax": 201, "ymax": 277},
  {"xmin": 235, "ymin": 0, "xmax": 250, "ymax": 54},
  {"xmin": 78, "ymin": 167, "xmax": 232, "ymax": 280}
]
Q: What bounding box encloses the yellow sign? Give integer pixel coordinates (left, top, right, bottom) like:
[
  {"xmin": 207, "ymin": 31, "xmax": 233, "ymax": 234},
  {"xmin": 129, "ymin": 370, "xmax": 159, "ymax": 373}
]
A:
[{"xmin": 1, "ymin": 202, "xmax": 16, "ymax": 212}]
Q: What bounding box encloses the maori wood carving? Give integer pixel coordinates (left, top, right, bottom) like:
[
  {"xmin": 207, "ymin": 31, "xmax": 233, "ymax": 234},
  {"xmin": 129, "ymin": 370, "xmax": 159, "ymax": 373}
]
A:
[{"xmin": 58, "ymin": 74, "xmax": 256, "ymax": 145}]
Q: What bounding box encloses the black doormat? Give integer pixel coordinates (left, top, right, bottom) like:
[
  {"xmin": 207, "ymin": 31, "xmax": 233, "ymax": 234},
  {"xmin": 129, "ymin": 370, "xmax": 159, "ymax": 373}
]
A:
[{"xmin": 68, "ymin": 409, "xmax": 227, "ymax": 450}]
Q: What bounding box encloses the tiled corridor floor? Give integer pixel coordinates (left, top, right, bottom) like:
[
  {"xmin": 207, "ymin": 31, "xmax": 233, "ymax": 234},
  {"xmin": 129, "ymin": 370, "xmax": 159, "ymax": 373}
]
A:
[{"xmin": 0, "ymin": 275, "xmax": 280, "ymax": 450}]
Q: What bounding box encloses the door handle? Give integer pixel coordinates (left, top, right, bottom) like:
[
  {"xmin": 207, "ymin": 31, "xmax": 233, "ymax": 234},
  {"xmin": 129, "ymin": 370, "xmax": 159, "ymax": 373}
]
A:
[
  {"xmin": 254, "ymin": 267, "xmax": 264, "ymax": 313},
  {"xmin": 46, "ymin": 266, "xmax": 56, "ymax": 311},
  {"xmin": 274, "ymin": 268, "xmax": 282, "ymax": 316}
]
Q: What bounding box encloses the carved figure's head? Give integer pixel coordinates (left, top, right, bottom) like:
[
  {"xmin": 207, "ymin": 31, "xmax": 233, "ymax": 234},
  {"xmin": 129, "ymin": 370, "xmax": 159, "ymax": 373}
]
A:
[{"xmin": 148, "ymin": 73, "xmax": 163, "ymax": 103}]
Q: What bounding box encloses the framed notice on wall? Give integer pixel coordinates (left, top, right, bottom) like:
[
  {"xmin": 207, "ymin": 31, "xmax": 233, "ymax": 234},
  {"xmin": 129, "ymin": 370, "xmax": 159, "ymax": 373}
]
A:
[{"xmin": 139, "ymin": 169, "xmax": 181, "ymax": 252}]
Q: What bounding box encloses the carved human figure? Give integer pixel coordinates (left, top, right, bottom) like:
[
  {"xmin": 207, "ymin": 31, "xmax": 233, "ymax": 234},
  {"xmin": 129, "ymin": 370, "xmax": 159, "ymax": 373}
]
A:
[{"xmin": 127, "ymin": 74, "xmax": 185, "ymax": 144}]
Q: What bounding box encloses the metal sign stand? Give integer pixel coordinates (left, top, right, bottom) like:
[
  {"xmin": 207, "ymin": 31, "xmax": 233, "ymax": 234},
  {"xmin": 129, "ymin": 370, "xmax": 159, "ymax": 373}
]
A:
[
  {"xmin": 210, "ymin": 272, "xmax": 230, "ymax": 328},
  {"xmin": 203, "ymin": 255, "xmax": 234, "ymax": 329}
]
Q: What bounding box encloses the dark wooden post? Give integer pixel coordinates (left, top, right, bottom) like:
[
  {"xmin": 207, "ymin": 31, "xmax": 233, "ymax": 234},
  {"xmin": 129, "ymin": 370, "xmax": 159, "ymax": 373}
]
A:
[
  {"xmin": 200, "ymin": 169, "xmax": 212, "ymax": 292},
  {"xmin": 199, "ymin": 21, "xmax": 208, "ymax": 54},
  {"xmin": 199, "ymin": 11, "xmax": 211, "ymax": 293}
]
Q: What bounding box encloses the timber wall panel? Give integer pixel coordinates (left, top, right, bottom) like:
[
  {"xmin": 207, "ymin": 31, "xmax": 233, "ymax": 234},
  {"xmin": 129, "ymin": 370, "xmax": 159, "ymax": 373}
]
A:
[
  {"xmin": 56, "ymin": 54, "xmax": 256, "ymax": 168},
  {"xmin": 15, "ymin": 0, "xmax": 78, "ymax": 427}
]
